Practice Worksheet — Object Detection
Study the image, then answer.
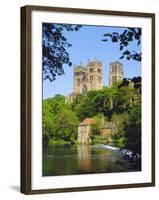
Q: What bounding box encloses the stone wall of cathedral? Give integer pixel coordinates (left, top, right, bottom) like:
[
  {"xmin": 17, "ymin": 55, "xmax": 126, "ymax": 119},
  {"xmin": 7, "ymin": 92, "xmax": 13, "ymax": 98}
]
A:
[{"xmin": 73, "ymin": 60, "xmax": 103, "ymax": 95}]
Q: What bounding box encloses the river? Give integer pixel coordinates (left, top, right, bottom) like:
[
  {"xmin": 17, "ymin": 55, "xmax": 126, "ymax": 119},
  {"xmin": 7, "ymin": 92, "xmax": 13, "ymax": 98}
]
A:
[{"xmin": 43, "ymin": 144, "xmax": 140, "ymax": 176}]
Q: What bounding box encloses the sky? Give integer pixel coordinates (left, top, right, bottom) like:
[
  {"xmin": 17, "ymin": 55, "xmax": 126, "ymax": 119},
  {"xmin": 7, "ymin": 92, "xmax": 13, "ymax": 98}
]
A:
[{"xmin": 43, "ymin": 25, "xmax": 141, "ymax": 99}]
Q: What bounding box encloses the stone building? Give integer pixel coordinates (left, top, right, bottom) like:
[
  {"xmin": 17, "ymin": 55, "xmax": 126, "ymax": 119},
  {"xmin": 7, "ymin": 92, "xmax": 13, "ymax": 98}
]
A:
[
  {"xmin": 65, "ymin": 60, "xmax": 103, "ymax": 103},
  {"xmin": 77, "ymin": 118, "xmax": 93, "ymax": 145},
  {"xmin": 109, "ymin": 61, "xmax": 124, "ymax": 87},
  {"xmin": 73, "ymin": 60, "xmax": 103, "ymax": 94},
  {"xmin": 78, "ymin": 119, "xmax": 116, "ymax": 145},
  {"xmin": 100, "ymin": 122, "xmax": 116, "ymax": 137}
]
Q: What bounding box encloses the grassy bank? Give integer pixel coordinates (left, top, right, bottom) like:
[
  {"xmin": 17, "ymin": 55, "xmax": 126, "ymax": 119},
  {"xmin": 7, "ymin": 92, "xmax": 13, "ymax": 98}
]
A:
[
  {"xmin": 48, "ymin": 139, "xmax": 72, "ymax": 145},
  {"xmin": 92, "ymin": 135, "xmax": 113, "ymax": 145}
]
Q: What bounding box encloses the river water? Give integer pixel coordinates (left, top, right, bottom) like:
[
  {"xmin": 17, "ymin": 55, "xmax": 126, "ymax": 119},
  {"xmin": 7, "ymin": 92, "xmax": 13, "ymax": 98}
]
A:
[{"xmin": 43, "ymin": 144, "xmax": 140, "ymax": 176}]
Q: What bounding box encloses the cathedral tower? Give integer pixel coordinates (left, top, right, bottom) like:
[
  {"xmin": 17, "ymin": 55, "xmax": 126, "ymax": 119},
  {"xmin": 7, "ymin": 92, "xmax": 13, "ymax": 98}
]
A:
[
  {"xmin": 87, "ymin": 61, "xmax": 103, "ymax": 91},
  {"xmin": 73, "ymin": 64, "xmax": 88, "ymax": 95},
  {"xmin": 73, "ymin": 60, "xmax": 103, "ymax": 95},
  {"xmin": 109, "ymin": 61, "xmax": 124, "ymax": 87}
]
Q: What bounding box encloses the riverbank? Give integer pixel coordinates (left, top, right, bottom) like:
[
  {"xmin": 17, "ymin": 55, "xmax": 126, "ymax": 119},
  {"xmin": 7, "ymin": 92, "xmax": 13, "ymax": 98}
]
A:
[{"xmin": 48, "ymin": 139, "xmax": 72, "ymax": 145}]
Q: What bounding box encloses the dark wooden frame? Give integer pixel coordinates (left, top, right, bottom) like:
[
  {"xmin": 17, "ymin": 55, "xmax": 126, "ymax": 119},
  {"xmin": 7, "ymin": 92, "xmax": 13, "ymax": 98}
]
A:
[{"xmin": 21, "ymin": 5, "xmax": 155, "ymax": 195}]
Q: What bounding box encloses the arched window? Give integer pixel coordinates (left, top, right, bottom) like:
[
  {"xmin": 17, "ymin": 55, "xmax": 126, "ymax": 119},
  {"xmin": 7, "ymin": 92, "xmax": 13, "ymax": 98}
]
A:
[
  {"xmin": 77, "ymin": 78, "xmax": 80, "ymax": 84},
  {"xmin": 89, "ymin": 68, "xmax": 94, "ymax": 73},
  {"xmin": 82, "ymin": 84, "xmax": 87, "ymax": 95}
]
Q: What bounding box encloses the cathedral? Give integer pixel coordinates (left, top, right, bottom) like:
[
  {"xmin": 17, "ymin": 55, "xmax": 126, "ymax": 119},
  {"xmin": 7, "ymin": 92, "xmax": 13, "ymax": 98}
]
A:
[
  {"xmin": 109, "ymin": 61, "xmax": 124, "ymax": 86},
  {"xmin": 65, "ymin": 60, "xmax": 124, "ymax": 103}
]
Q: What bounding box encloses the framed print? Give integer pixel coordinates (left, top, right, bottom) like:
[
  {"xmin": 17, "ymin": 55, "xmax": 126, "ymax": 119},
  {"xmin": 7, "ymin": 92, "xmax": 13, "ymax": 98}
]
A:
[{"xmin": 20, "ymin": 5, "xmax": 155, "ymax": 194}]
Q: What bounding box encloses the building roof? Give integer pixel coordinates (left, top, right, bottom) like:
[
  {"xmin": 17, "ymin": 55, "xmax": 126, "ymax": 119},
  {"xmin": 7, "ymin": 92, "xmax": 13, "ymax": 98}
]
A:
[{"xmin": 79, "ymin": 118, "xmax": 93, "ymax": 126}]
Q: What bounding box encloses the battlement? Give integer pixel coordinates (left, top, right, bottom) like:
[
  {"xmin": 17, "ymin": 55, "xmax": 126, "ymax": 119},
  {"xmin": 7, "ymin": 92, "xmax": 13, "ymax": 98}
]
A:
[
  {"xmin": 73, "ymin": 60, "xmax": 103, "ymax": 95},
  {"xmin": 87, "ymin": 60, "xmax": 102, "ymax": 66},
  {"xmin": 74, "ymin": 65, "xmax": 87, "ymax": 72},
  {"xmin": 110, "ymin": 61, "xmax": 122, "ymax": 65}
]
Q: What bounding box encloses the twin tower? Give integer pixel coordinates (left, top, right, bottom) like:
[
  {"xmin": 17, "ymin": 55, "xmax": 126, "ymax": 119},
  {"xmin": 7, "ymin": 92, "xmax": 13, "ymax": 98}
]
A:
[{"xmin": 65, "ymin": 60, "xmax": 124, "ymax": 103}]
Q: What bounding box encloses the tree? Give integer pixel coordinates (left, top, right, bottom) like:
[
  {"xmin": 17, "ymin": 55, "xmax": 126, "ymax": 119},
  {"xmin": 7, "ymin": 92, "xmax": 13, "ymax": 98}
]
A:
[
  {"xmin": 125, "ymin": 103, "xmax": 141, "ymax": 154},
  {"xmin": 131, "ymin": 76, "xmax": 142, "ymax": 95},
  {"xmin": 102, "ymin": 28, "xmax": 141, "ymax": 62},
  {"xmin": 91, "ymin": 115, "xmax": 105, "ymax": 136},
  {"xmin": 42, "ymin": 100, "xmax": 55, "ymax": 143},
  {"xmin": 48, "ymin": 94, "xmax": 70, "ymax": 115},
  {"xmin": 42, "ymin": 77, "xmax": 142, "ymax": 144},
  {"xmin": 91, "ymin": 90, "xmax": 111, "ymax": 115},
  {"xmin": 111, "ymin": 112, "xmax": 128, "ymax": 148},
  {"xmin": 114, "ymin": 86, "xmax": 135, "ymax": 112},
  {"xmin": 119, "ymin": 77, "xmax": 141, "ymax": 89},
  {"xmin": 43, "ymin": 23, "xmax": 81, "ymax": 81},
  {"xmin": 72, "ymin": 89, "xmax": 112, "ymax": 120},
  {"xmin": 43, "ymin": 95, "xmax": 79, "ymax": 143},
  {"xmin": 56, "ymin": 109, "xmax": 79, "ymax": 142},
  {"xmin": 72, "ymin": 91, "xmax": 97, "ymax": 121}
]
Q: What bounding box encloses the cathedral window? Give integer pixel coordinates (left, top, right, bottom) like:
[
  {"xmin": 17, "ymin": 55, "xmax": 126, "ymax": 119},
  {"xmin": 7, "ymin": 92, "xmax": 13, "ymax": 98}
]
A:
[
  {"xmin": 90, "ymin": 76, "xmax": 93, "ymax": 80},
  {"xmin": 98, "ymin": 68, "xmax": 101, "ymax": 73},
  {"xmin": 89, "ymin": 68, "xmax": 94, "ymax": 73},
  {"xmin": 112, "ymin": 65, "xmax": 116, "ymax": 72},
  {"xmin": 82, "ymin": 73, "xmax": 87, "ymax": 81},
  {"xmin": 112, "ymin": 76, "xmax": 117, "ymax": 83},
  {"xmin": 82, "ymin": 85, "xmax": 87, "ymax": 95},
  {"xmin": 77, "ymin": 78, "xmax": 80, "ymax": 84},
  {"xmin": 98, "ymin": 76, "xmax": 101, "ymax": 83},
  {"xmin": 111, "ymin": 66, "xmax": 114, "ymax": 72}
]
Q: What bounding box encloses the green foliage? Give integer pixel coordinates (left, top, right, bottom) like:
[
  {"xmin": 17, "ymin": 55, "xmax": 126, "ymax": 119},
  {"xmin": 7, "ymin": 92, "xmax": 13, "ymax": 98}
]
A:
[
  {"xmin": 125, "ymin": 103, "xmax": 141, "ymax": 154},
  {"xmin": 43, "ymin": 23, "xmax": 82, "ymax": 81},
  {"xmin": 43, "ymin": 78, "xmax": 141, "ymax": 155},
  {"xmin": 110, "ymin": 103, "xmax": 141, "ymax": 153},
  {"xmin": 72, "ymin": 88, "xmax": 112, "ymax": 120},
  {"xmin": 48, "ymin": 139, "xmax": 72, "ymax": 145},
  {"xmin": 42, "ymin": 100, "xmax": 55, "ymax": 143},
  {"xmin": 71, "ymin": 80, "xmax": 138, "ymax": 121},
  {"xmin": 115, "ymin": 137, "xmax": 126, "ymax": 148},
  {"xmin": 111, "ymin": 112, "xmax": 128, "ymax": 148},
  {"xmin": 91, "ymin": 115, "xmax": 105, "ymax": 136},
  {"xmin": 102, "ymin": 28, "xmax": 141, "ymax": 62},
  {"xmin": 55, "ymin": 109, "xmax": 79, "ymax": 142},
  {"xmin": 112, "ymin": 86, "xmax": 135, "ymax": 113},
  {"xmin": 92, "ymin": 135, "xmax": 109, "ymax": 145},
  {"xmin": 42, "ymin": 95, "xmax": 78, "ymax": 144}
]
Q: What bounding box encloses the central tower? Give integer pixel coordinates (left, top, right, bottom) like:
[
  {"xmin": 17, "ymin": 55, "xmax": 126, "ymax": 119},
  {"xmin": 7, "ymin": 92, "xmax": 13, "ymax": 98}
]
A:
[
  {"xmin": 87, "ymin": 61, "xmax": 103, "ymax": 91},
  {"xmin": 73, "ymin": 60, "xmax": 103, "ymax": 95}
]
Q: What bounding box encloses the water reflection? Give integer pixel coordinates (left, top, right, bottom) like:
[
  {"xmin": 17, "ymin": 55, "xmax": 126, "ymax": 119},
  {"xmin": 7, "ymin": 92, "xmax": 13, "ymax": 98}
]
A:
[
  {"xmin": 43, "ymin": 144, "xmax": 140, "ymax": 176},
  {"xmin": 77, "ymin": 145, "xmax": 92, "ymax": 172}
]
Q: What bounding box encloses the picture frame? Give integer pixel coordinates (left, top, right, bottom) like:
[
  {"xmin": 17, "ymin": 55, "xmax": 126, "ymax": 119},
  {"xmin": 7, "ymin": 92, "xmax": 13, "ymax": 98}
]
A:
[{"xmin": 21, "ymin": 5, "xmax": 155, "ymax": 194}]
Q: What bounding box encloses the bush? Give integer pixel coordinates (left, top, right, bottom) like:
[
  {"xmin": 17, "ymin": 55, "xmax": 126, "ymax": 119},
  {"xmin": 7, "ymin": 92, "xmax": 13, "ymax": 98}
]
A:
[{"xmin": 92, "ymin": 135, "xmax": 111, "ymax": 145}]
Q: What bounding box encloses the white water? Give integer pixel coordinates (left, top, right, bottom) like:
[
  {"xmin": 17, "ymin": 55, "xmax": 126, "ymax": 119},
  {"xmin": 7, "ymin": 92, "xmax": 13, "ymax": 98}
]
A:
[{"xmin": 99, "ymin": 144, "xmax": 119, "ymax": 150}]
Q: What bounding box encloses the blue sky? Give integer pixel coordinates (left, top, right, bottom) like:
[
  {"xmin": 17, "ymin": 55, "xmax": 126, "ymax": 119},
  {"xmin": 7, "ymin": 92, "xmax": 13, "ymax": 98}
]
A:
[{"xmin": 43, "ymin": 25, "xmax": 141, "ymax": 99}]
